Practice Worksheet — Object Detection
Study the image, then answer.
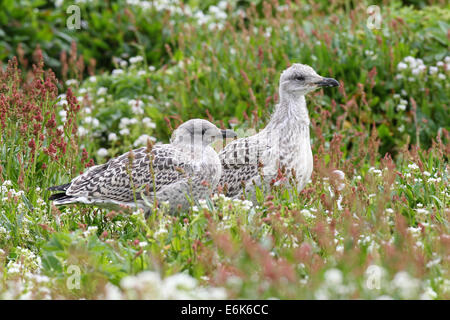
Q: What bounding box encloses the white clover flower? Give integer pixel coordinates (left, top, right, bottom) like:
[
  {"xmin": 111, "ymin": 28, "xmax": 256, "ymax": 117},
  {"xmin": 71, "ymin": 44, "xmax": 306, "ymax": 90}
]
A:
[
  {"xmin": 408, "ymin": 163, "xmax": 419, "ymax": 170},
  {"xmin": 397, "ymin": 104, "xmax": 406, "ymax": 111},
  {"xmin": 3, "ymin": 180, "xmax": 12, "ymax": 187},
  {"xmin": 425, "ymin": 258, "xmax": 441, "ymax": 269},
  {"xmin": 324, "ymin": 269, "xmax": 343, "ymax": 286},
  {"xmin": 120, "ymin": 60, "xmax": 128, "ymax": 68},
  {"xmin": 129, "ymin": 99, "xmax": 145, "ymax": 115},
  {"xmin": 300, "ymin": 209, "xmax": 315, "ymax": 219},
  {"xmin": 57, "ymin": 99, "xmax": 68, "ymax": 106},
  {"xmin": 429, "ymin": 66, "xmax": 438, "ymax": 75},
  {"xmin": 97, "ymin": 148, "xmax": 108, "ymax": 158},
  {"xmin": 142, "ymin": 117, "xmax": 156, "ymax": 129},
  {"xmin": 65, "ymin": 79, "xmax": 78, "ymax": 86},
  {"xmin": 368, "ymin": 167, "xmax": 382, "ymax": 176},
  {"xmin": 78, "ymin": 126, "xmax": 88, "ymax": 137},
  {"xmin": 108, "ymin": 133, "xmax": 118, "ymax": 142},
  {"xmin": 420, "ymin": 287, "xmax": 437, "ymax": 300},
  {"xmin": 119, "ymin": 128, "xmax": 130, "ymax": 136},
  {"xmin": 59, "ymin": 110, "xmax": 67, "ymax": 122},
  {"xmin": 148, "ymin": 65, "xmax": 156, "ymax": 72},
  {"xmin": 154, "ymin": 226, "xmax": 168, "ymax": 237},
  {"xmin": 444, "ymin": 56, "xmax": 450, "ymax": 63},
  {"xmin": 162, "ymin": 273, "xmax": 197, "ymax": 297},
  {"xmin": 385, "ymin": 208, "xmax": 394, "ymax": 214},
  {"xmin": 137, "ymin": 70, "xmax": 146, "ymax": 76},
  {"xmin": 438, "ymin": 73, "xmax": 445, "ymax": 80},
  {"xmin": 404, "ymin": 56, "xmax": 415, "ymax": 64},
  {"xmin": 392, "ymin": 271, "xmax": 420, "ymax": 299},
  {"xmin": 112, "ymin": 69, "xmax": 124, "ymax": 76},
  {"xmin": 119, "ymin": 117, "xmax": 130, "ymax": 129},
  {"xmin": 139, "ymin": 241, "xmax": 148, "ymax": 248},
  {"xmin": 88, "ymin": 76, "xmax": 97, "ymax": 82},
  {"xmin": 416, "ymin": 208, "xmax": 429, "ymax": 215},
  {"xmin": 134, "ymin": 134, "xmax": 156, "ymax": 147},
  {"xmin": 96, "ymin": 98, "xmax": 105, "ymax": 104}
]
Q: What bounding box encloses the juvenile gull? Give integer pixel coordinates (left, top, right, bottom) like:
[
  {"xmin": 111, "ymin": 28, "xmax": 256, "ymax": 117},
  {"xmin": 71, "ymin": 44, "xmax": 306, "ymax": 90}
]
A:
[
  {"xmin": 49, "ymin": 119, "xmax": 237, "ymax": 214},
  {"xmin": 218, "ymin": 63, "xmax": 339, "ymax": 199}
]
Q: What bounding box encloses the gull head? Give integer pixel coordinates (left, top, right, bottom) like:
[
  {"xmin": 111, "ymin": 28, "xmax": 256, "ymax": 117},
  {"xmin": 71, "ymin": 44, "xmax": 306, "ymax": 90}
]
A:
[
  {"xmin": 171, "ymin": 119, "xmax": 237, "ymax": 146},
  {"xmin": 279, "ymin": 63, "xmax": 339, "ymax": 97}
]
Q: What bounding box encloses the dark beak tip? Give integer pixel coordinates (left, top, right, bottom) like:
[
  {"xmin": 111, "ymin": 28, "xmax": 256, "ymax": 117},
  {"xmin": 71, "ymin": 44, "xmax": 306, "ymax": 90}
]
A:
[{"xmin": 318, "ymin": 78, "xmax": 340, "ymax": 87}]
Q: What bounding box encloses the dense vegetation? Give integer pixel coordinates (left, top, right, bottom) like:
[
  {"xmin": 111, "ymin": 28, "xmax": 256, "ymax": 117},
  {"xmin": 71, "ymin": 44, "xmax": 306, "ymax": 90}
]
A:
[{"xmin": 0, "ymin": 0, "xmax": 448, "ymax": 299}]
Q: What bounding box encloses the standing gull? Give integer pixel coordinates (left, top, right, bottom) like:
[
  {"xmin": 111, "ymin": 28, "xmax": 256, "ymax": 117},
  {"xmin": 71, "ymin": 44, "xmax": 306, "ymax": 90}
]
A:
[
  {"xmin": 48, "ymin": 119, "xmax": 237, "ymax": 214},
  {"xmin": 218, "ymin": 63, "xmax": 339, "ymax": 199}
]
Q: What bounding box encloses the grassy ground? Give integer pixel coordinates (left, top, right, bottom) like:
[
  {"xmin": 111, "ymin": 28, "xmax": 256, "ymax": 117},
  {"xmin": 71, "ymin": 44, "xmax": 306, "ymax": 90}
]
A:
[{"xmin": 0, "ymin": 0, "xmax": 449, "ymax": 299}]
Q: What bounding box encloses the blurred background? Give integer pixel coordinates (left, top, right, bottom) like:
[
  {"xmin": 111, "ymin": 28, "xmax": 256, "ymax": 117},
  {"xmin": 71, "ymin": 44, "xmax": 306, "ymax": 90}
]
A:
[{"xmin": 1, "ymin": 0, "xmax": 448, "ymax": 160}]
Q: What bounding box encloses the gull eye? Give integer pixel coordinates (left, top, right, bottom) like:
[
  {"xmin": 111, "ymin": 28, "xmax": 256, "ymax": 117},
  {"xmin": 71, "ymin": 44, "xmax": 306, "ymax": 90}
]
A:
[
  {"xmin": 201, "ymin": 128, "xmax": 207, "ymax": 135},
  {"xmin": 295, "ymin": 75, "xmax": 305, "ymax": 81}
]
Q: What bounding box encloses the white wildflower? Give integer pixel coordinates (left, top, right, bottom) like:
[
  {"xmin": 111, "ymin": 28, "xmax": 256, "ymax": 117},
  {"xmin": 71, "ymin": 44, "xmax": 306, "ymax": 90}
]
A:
[
  {"xmin": 397, "ymin": 62, "xmax": 407, "ymax": 70},
  {"xmin": 65, "ymin": 79, "xmax": 78, "ymax": 86},
  {"xmin": 108, "ymin": 133, "xmax": 118, "ymax": 142},
  {"xmin": 97, "ymin": 87, "xmax": 108, "ymax": 95},
  {"xmin": 324, "ymin": 269, "xmax": 343, "ymax": 286},
  {"xmin": 129, "ymin": 56, "xmax": 144, "ymax": 64},
  {"xmin": 112, "ymin": 69, "xmax": 124, "ymax": 76},
  {"xmin": 429, "ymin": 66, "xmax": 438, "ymax": 75},
  {"xmin": 134, "ymin": 134, "xmax": 156, "ymax": 147}
]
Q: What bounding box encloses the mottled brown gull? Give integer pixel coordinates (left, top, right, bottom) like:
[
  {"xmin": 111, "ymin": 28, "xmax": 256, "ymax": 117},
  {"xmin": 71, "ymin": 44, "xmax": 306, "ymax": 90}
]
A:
[
  {"xmin": 218, "ymin": 63, "xmax": 339, "ymax": 199},
  {"xmin": 49, "ymin": 119, "xmax": 236, "ymax": 214}
]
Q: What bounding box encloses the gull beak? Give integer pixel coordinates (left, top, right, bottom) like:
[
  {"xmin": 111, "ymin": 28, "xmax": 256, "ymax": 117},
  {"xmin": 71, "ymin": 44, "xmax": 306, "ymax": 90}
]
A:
[
  {"xmin": 221, "ymin": 129, "xmax": 237, "ymax": 139},
  {"xmin": 315, "ymin": 77, "xmax": 340, "ymax": 87}
]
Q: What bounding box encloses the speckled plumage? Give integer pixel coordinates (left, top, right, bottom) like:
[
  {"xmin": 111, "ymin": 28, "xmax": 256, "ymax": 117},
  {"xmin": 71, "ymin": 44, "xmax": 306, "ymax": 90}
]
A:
[
  {"xmin": 49, "ymin": 119, "xmax": 234, "ymax": 214},
  {"xmin": 218, "ymin": 64, "xmax": 339, "ymax": 199}
]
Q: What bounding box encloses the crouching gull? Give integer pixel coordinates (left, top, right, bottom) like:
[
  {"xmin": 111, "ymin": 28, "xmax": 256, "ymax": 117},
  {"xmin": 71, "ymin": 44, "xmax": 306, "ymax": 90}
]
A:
[
  {"xmin": 48, "ymin": 119, "xmax": 237, "ymax": 214},
  {"xmin": 218, "ymin": 63, "xmax": 339, "ymax": 199}
]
